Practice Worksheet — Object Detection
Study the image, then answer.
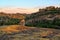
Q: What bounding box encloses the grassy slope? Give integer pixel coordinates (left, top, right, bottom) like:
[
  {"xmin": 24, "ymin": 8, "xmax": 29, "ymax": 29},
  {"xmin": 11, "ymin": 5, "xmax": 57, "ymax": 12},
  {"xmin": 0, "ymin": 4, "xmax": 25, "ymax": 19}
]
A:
[{"xmin": 0, "ymin": 25, "xmax": 60, "ymax": 40}]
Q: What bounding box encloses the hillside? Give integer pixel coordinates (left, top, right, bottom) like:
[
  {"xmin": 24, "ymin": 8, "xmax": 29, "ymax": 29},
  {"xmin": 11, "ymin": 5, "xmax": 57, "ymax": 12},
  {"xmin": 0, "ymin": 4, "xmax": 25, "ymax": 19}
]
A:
[
  {"xmin": 25, "ymin": 6, "xmax": 60, "ymax": 29},
  {"xmin": 0, "ymin": 12, "xmax": 26, "ymax": 26},
  {"xmin": 0, "ymin": 6, "xmax": 60, "ymax": 40},
  {"xmin": 0, "ymin": 12, "xmax": 25, "ymax": 19}
]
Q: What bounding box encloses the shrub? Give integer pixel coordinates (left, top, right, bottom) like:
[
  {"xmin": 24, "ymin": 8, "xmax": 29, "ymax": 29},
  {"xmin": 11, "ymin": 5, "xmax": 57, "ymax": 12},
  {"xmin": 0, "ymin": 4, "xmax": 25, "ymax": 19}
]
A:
[{"xmin": 0, "ymin": 16, "xmax": 20, "ymax": 26}]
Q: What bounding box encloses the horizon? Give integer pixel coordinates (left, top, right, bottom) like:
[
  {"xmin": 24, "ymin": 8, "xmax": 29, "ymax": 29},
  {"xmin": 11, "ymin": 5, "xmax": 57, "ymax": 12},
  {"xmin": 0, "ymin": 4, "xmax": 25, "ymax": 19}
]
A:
[
  {"xmin": 0, "ymin": 6, "xmax": 60, "ymax": 14},
  {"xmin": 0, "ymin": 0, "xmax": 60, "ymax": 14}
]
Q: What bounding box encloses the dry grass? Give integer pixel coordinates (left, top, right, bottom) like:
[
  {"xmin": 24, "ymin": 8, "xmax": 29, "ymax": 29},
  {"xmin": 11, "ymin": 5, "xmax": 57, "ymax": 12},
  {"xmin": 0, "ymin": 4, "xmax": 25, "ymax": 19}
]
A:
[
  {"xmin": 0, "ymin": 25, "xmax": 30, "ymax": 33},
  {"xmin": 0, "ymin": 25, "xmax": 60, "ymax": 40}
]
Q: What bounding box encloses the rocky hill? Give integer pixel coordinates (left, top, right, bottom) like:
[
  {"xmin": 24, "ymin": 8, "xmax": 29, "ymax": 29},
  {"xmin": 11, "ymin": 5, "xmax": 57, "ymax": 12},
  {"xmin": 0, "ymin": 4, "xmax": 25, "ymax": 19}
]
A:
[{"xmin": 25, "ymin": 6, "xmax": 60, "ymax": 29}]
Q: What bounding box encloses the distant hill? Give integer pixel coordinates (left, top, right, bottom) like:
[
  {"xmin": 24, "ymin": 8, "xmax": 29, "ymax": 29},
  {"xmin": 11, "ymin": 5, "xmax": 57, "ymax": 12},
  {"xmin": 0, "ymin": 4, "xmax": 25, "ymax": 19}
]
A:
[
  {"xmin": 0, "ymin": 13, "xmax": 26, "ymax": 26},
  {"xmin": 0, "ymin": 12, "xmax": 25, "ymax": 19}
]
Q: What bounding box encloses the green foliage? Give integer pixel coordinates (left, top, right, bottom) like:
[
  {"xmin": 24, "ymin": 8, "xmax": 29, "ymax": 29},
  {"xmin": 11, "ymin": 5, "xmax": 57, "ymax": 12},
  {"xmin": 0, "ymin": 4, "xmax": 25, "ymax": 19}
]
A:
[
  {"xmin": 53, "ymin": 18, "xmax": 60, "ymax": 26},
  {"xmin": 25, "ymin": 18, "xmax": 60, "ymax": 29},
  {"xmin": 5, "ymin": 18, "xmax": 20, "ymax": 25},
  {"xmin": 0, "ymin": 16, "xmax": 20, "ymax": 26}
]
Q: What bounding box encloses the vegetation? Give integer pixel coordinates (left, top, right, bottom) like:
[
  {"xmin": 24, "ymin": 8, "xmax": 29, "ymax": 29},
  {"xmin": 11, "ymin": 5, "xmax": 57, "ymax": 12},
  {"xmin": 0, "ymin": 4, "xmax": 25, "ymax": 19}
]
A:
[
  {"xmin": 25, "ymin": 6, "xmax": 60, "ymax": 29},
  {"xmin": 0, "ymin": 12, "xmax": 26, "ymax": 26},
  {"xmin": 0, "ymin": 6, "xmax": 60, "ymax": 29},
  {"xmin": 0, "ymin": 16, "xmax": 20, "ymax": 26}
]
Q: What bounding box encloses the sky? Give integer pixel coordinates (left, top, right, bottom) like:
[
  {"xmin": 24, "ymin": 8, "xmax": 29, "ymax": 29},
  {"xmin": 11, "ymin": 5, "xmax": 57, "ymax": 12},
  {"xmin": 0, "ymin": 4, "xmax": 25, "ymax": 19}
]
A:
[{"xmin": 0, "ymin": 0, "xmax": 60, "ymax": 8}]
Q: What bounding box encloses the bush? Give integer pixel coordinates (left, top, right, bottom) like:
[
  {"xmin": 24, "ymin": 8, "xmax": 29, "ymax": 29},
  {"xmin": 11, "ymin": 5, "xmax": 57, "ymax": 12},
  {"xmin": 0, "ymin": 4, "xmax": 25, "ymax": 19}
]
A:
[
  {"xmin": 25, "ymin": 18, "xmax": 60, "ymax": 29},
  {"xmin": 0, "ymin": 16, "xmax": 20, "ymax": 26}
]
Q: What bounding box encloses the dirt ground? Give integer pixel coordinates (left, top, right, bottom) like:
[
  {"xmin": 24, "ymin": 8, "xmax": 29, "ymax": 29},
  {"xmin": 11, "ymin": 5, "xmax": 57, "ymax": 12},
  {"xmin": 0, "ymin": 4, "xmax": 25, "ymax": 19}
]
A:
[{"xmin": 0, "ymin": 25, "xmax": 60, "ymax": 40}]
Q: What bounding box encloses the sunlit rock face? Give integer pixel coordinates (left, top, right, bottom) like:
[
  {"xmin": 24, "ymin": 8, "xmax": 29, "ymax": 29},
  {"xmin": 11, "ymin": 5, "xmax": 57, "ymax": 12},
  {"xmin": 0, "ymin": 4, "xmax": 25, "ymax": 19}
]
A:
[{"xmin": 0, "ymin": 8, "xmax": 39, "ymax": 14}]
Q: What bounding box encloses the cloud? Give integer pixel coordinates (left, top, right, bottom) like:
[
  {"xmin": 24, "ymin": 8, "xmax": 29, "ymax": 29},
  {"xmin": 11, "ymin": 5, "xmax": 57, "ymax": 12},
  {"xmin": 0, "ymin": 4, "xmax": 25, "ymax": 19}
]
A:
[{"xmin": 0, "ymin": 7, "xmax": 38, "ymax": 14}]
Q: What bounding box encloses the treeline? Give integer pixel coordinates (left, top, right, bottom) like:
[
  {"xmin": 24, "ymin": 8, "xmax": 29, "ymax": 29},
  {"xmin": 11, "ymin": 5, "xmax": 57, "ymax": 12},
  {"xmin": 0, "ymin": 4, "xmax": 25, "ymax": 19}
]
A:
[
  {"xmin": 25, "ymin": 6, "xmax": 60, "ymax": 29},
  {"xmin": 0, "ymin": 16, "xmax": 20, "ymax": 26}
]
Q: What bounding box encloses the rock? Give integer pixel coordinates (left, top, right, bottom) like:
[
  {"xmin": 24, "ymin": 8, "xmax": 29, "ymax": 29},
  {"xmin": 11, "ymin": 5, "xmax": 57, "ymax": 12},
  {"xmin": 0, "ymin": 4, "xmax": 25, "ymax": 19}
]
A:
[
  {"xmin": 51, "ymin": 34, "xmax": 60, "ymax": 40},
  {"xmin": 40, "ymin": 31, "xmax": 53, "ymax": 38}
]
